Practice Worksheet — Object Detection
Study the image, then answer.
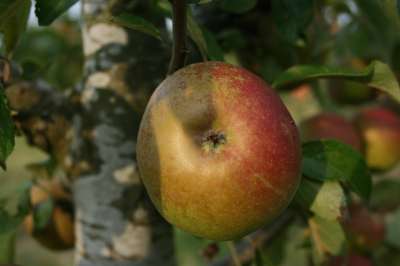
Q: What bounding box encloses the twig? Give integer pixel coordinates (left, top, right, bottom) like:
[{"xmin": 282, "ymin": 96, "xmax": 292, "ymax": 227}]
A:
[
  {"xmin": 168, "ymin": 0, "xmax": 187, "ymax": 74},
  {"xmin": 227, "ymin": 241, "xmax": 242, "ymax": 266},
  {"xmin": 211, "ymin": 210, "xmax": 296, "ymax": 266}
]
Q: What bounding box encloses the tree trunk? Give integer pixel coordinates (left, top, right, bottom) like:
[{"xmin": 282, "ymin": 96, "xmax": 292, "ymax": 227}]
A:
[{"xmin": 72, "ymin": 1, "xmax": 176, "ymax": 265}]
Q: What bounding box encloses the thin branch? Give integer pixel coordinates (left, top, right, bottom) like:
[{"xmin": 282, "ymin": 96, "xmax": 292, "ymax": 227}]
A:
[
  {"xmin": 168, "ymin": 0, "xmax": 187, "ymax": 75},
  {"xmin": 227, "ymin": 241, "xmax": 242, "ymax": 266},
  {"xmin": 211, "ymin": 210, "xmax": 296, "ymax": 266}
]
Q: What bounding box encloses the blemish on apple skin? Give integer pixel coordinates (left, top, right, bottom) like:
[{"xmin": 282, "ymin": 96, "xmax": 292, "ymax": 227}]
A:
[{"xmin": 253, "ymin": 175, "xmax": 285, "ymax": 197}]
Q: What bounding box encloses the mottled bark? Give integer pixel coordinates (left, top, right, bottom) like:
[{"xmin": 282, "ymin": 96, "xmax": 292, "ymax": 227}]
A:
[{"xmin": 71, "ymin": 1, "xmax": 176, "ymax": 265}]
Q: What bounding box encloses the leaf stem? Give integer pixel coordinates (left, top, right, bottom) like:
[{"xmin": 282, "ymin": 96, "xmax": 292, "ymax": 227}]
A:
[{"xmin": 168, "ymin": 0, "xmax": 188, "ymax": 75}]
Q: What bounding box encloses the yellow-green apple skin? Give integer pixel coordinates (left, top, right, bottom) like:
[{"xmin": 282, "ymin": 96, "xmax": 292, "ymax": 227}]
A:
[
  {"xmin": 354, "ymin": 107, "xmax": 400, "ymax": 170},
  {"xmin": 137, "ymin": 62, "xmax": 302, "ymax": 240}
]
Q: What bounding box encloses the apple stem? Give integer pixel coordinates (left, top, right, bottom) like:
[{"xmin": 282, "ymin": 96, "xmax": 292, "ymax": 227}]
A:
[{"xmin": 168, "ymin": 0, "xmax": 188, "ymax": 75}]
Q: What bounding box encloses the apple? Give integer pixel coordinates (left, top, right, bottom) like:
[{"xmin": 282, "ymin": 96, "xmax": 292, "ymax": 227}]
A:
[
  {"xmin": 300, "ymin": 113, "xmax": 363, "ymax": 152},
  {"xmin": 328, "ymin": 254, "xmax": 372, "ymax": 266},
  {"xmin": 353, "ymin": 107, "xmax": 400, "ymax": 170},
  {"xmin": 23, "ymin": 179, "xmax": 75, "ymax": 250},
  {"xmin": 137, "ymin": 62, "xmax": 301, "ymax": 240},
  {"xmin": 342, "ymin": 203, "xmax": 385, "ymax": 250}
]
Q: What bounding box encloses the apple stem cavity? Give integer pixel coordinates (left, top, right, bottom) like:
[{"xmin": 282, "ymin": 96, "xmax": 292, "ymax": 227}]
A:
[{"xmin": 201, "ymin": 130, "xmax": 227, "ymax": 152}]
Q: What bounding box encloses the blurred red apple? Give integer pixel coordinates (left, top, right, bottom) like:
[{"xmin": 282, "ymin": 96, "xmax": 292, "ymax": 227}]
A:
[
  {"xmin": 343, "ymin": 203, "xmax": 385, "ymax": 250},
  {"xmin": 328, "ymin": 254, "xmax": 373, "ymax": 266},
  {"xmin": 354, "ymin": 107, "xmax": 400, "ymax": 170},
  {"xmin": 300, "ymin": 113, "xmax": 363, "ymax": 152},
  {"xmin": 137, "ymin": 62, "xmax": 302, "ymax": 240}
]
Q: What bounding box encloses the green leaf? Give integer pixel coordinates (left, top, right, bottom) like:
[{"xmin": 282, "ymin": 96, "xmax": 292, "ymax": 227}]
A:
[
  {"xmin": 33, "ymin": 198, "xmax": 53, "ymax": 231},
  {"xmin": 187, "ymin": 9, "xmax": 209, "ymax": 60},
  {"xmin": 294, "ymin": 180, "xmax": 346, "ymax": 221},
  {"xmin": 0, "ymin": 181, "xmax": 31, "ymax": 234},
  {"xmin": 294, "ymin": 178, "xmax": 321, "ymax": 209},
  {"xmin": 273, "ymin": 61, "xmax": 400, "ymax": 103},
  {"xmin": 271, "ymin": 0, "xmax": 314, "ymax": 43},
  {"xmin": 309, "ymin": 216, "xmax": 346, "ymax": 258},
  {"xmin": 385, "ymin": 207, "xmax": 400, "ymax": 249},
  {"xmin": 0, "ymin": 87, "xmax": 15, "ymax": 169},
  {"xmin": 0, "ymin": 0, "xmax": 31, "ymax": 54},
  {"xmin": 302, "ymin": 140, "xmax": 372, "ymax": 200},
  {"xmin": 310, "ymin": 182, "xmax": 346, "ymax": 221},
  {"xmin": 219, "ymin": 0, "xmax": 258, "ymax": 14},
  {"xmin": 35, "ymin": 0, "xmax": 78, "ymax": 26},
  {"xmin": 201, "ymin": 28, "xmax": 224, "ymax": 61},
  {"xmin": 110, "ymin": 13, "xmax": 162, "ymax": 41}
]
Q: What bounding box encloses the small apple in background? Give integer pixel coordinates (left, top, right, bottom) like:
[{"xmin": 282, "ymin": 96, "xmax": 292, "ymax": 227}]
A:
[
  {"xmin": 327, "ymin": 253, "xmax": 373, "ymax": 266},
  {"xmin": 342, "ymin": 203, "xmax": 385, "ymax": 250},
  {"xmin": 300, "ymin": 113, "xmax": 363, "ymax": 152},
  {"xmin": 137, "ymin": 62, "xmax": 302, "ymax": 241},
  {"xmin": 23, "ymin": 179, "xmax": 75, "ymax": 250},
  {"xmin": 353, "ymin": 107, "xmax": 400, "ymax": 171}
]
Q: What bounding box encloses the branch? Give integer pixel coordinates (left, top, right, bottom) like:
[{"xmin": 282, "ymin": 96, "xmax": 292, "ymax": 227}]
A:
[
  {"xmin": 168, "ymin": 0, "xmax": 187, "ymax": 74},
  {"xmin": 211, "ymin": 210, "xmax": 296, "ymax": 266}
]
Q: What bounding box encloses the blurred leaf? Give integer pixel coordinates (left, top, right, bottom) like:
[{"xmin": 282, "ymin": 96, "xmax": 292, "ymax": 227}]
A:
[
  {"xmin": 295, "ymin": 180, "xmax": 346, "ymax": 221},
  {"xmin": 26, "ymin": 157, "xmax": 57, "ymax": 180},
  {"xmin": 201, "ymin": 28, "xmax": 224, "ymax": 61},
  {"xmin": 187, "ymin": 0, "xmax": 214, "ymax": 4},
  {"xmin": 0, "ymin": 0, "xmax": 31, "ymax": 54},
  {"xmin": 13, "ymin": 28, "xmax": 82, "ymax": 89},
  {"xmin": 110, "ymin": 13, "xmax": 162, "ymax": 40},
  {"xmin": 35, "ymin": 0, "xmax": 78, "ymax": 26},
  {"xmin": 398, "ymin": 0, "xmax": 400, "ymax": 16},
  {"xmin": 174, "ymin": 228, "xmax": 229, "ymax": 266},
  {"xmin": 219, "ymin": 0, "xmax": 257, "ymax": 14},
  {"xmin": 0, "ymin": 87, "xmax": 15, "ymax": 169},
  {"xmin": 252, "ymin": 248, "xmax": 273, "ymax": 266},
  {"xmin": 273, "ymin": 61, "xmax": 400, "ymax": 103},
  {"xmin": 280, "ymin": 224, "xmax": 309, "ymax": 266},
  {"xmin": 157, "ymin": 1, "xmax": 217, "ymax": 61},
  {"xmin": 294, "ymin": 178, "xmax": 321, "ymax": 209},
  {"xmin": 302, "ymin": 140, "xmax": 372, "ymax": 200},
  {"xmin": 0, "ymin": 231, "xmax": 15, "ymax": 263},
  {"xmin": 33, "ymin": 198, "xmax": 53, "ymax": 230},
  {"xmin": 309, "ymin": 216, "xmax": 345, "ymax": 258},
  {"xmin": 271, "ymin": 0, "xmax": 314, "ymax": 43},
  {"xmin": 370, "ymin": 179, "xmax": 400, "ymax": 210},
  {"xmin": 385, "ymin": 207, "xmax": 400, "ymax": 248},
  {"xmin": 187, "ymin": 9, "xmax": 208, "ymax": 60},
  {"xmin": 310, "ymin": 182, "xmax": 345, "ymax": 221},
  {"xmin": 0, "ymin": 181, "xmax": 31, "ymax": 234}
]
